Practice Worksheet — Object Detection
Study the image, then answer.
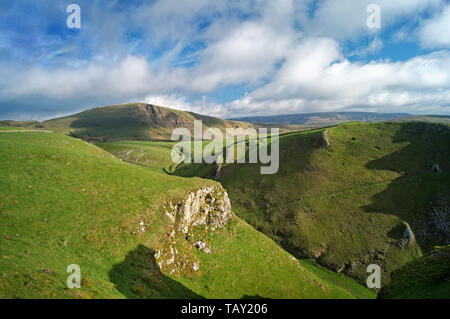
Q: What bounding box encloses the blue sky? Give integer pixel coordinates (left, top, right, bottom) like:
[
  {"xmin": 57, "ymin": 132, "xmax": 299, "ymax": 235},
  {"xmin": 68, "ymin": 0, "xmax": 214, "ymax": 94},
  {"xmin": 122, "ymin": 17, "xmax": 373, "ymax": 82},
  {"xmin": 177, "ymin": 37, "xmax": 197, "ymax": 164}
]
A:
[{"xmin": 0, "ymin": 0, "xmax": 450, "ymax": 120}]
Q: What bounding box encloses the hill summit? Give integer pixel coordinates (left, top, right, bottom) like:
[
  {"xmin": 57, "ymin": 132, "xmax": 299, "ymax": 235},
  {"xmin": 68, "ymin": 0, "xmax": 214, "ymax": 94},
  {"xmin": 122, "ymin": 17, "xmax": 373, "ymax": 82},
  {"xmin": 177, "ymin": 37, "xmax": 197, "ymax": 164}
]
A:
[{"xmin": 42, "ymin": 103, "xmax": 254, "ymax": 142}]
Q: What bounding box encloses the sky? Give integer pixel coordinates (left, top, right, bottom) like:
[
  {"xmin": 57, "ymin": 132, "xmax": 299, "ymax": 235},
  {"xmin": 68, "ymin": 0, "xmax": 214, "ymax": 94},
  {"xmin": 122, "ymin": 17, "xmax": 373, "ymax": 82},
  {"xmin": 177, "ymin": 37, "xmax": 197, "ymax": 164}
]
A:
[{"xmin": 0, "ymin": 0, "xmax": 450, "ymax": 121}]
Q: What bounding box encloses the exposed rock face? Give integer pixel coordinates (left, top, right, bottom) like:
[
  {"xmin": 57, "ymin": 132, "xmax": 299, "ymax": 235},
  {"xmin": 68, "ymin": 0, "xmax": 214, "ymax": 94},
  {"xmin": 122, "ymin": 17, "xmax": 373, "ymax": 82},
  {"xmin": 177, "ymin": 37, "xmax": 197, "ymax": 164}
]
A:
[
  {"xmin": 430, "ymin": 207, "xmax": 449, "ymax": 238},
  {"xmin": 155, "ymin": 186, "xmax": 232, "ymax": 275},
  {"xmin": 214, "ymin": 163, "xmax": 225, "ymax": 181},
  {"xmin": 416, "ymin": 203, "xmax": 450, "ymax": 246},
  {"xmin": 322, "ymin": 129, "xmax": 330, "ymax": 148},
  {"xmin": 398, "ymin": 222, "xmax": 416, "ymax": 249},
  {"xmin": 432, "ymin": 163, "xmax": 442, "ymax": 173},
  {"xmin": 140, "ymin": 104, "xmax": 191, "ymax": 128},
  {"xmin": 165, "ymin": 186, "xmax": 232, "ymax": 234}
]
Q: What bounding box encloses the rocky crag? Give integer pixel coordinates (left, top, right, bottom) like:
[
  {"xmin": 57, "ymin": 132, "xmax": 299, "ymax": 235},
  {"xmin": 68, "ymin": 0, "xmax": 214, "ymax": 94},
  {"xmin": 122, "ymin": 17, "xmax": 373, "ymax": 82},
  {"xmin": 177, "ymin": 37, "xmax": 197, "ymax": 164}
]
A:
[{"xmin": 154, "ymin": 186, "xmax": 232, "ymax": 276}]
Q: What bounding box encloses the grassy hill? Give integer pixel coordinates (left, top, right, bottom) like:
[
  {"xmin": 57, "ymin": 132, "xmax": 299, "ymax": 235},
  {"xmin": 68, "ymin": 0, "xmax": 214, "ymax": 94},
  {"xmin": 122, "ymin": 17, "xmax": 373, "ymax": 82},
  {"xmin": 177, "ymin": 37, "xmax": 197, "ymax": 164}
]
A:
[
  {"xmin": 0, "ymin": 131, "xmax": 374, "ymax": 299},
  {"xmin": 379, "ymin": 245, "xmax": 450, "ymax": 299},
  {"xmin": 41, "ymin": 103, "xmax": 255, "ymax": 142},
  {"xmin": 160, "ymin": 121, "xmax": 449, "ymax": 285}
]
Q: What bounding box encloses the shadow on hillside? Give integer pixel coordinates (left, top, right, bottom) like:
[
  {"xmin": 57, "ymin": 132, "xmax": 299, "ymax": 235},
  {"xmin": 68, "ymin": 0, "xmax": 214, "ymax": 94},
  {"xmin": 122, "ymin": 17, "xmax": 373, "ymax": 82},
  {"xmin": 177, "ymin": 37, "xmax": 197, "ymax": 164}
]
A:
[
  {"xmin": 69, "ymin": 105, "xmax": 143, "ymax": 130},
  {"xmin": 109, "ymin": 245, "xmax": 204, "ymax": 299},
  {"xmin": 362, "ymin": 122, "xmax": 450, "ymax": 249},
  {"xmin": 66, "ymin": 105, "xmax": 155, "ymax": 142},
  {"xmin": 365, "ymin": 122, "xmax": 448, "ymax": 175},
  {"xmin": 219, "ymin": 130, "xmax": 326, "ymax": 206}
]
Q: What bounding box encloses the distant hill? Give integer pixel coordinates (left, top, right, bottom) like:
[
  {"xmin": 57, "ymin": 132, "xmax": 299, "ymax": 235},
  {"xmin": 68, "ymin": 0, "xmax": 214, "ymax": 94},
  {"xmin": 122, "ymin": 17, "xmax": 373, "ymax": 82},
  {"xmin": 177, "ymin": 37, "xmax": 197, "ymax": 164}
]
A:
[
  {"xmin": 0, "ymin": 120, "xmax": 42, "ymax": 128},
  {"xmin": 231, "ymin": 112, "xmax": 410, "ymax": 125},
  {"xmin": 41, "ymin": 103, "xmax": 255, "ymax": 142},
  {"xmin": 394, "ymin": 115, "xmax": 450, "ymax": 125}
]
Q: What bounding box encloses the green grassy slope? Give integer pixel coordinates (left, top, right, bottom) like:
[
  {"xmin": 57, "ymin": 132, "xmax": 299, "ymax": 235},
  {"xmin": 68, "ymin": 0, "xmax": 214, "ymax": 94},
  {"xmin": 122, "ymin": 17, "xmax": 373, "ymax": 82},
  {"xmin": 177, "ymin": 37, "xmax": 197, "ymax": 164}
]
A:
[
  {"xmin": 41, "ymin": 103, "xmax": 254, "ymax": 142},
  {"xmin": 96, "ymin": 140, "xmax": 214, "ymax": 175},
  {"xmin": 0, "ymin": 132, "xmax": 373, "ymax": 299},
  {"xmin": 96, "ymin": 141, "xmax": 177, "ymax": 172},
  {"xmin": 378, "ymin": 245, "xmax": 450, "ymax": 299},
  {"xmin": 171, "ymin": 122, "xmax": 449, "ymax": 285},
  {"xmin": 0, "ymin": 127, "xmax": 22, "ymax": 131}
]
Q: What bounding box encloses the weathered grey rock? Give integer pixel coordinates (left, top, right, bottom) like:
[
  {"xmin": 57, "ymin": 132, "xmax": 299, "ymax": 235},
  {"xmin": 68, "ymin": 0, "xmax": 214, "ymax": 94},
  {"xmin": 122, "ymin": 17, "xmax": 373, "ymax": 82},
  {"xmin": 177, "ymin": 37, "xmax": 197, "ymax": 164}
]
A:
[
  {"xmin": 432, "ymin": 163, "xmax": 442, "ymax": 173},
  {"xmin": 403, "ymin": 222, "xmax": 415, "ymax": 242},
  {"xmin": 155, "ymin": 186, "xmax": 232, "ymax": 275},
  {"xmin": 430, "ymin": 207, "xmax": 449, "ymax": 236},
  {"xmin": 322, "ymin": 129, "xmax": 330, "ymax": 148},
  {"xmin": 193, "ymin": 240, "xmax": 212, "ymax": 254},
  {"xmin": 398, "ymin": 221, "xmax": 416, "ymax": 249},
  {"xmin": 165, "ymin": 186, "xmax": 232, "ymax": 234},
  {"xmin": 416, "ymin": 203, "xmax": 449, "ymax": 246},
  {"xmin": 193, "ymin": 262, "xmax": 200, "ymax": 271},
  {"xmin": 214, "ymin": 163, "xmax": 225, "ymax": 180}
]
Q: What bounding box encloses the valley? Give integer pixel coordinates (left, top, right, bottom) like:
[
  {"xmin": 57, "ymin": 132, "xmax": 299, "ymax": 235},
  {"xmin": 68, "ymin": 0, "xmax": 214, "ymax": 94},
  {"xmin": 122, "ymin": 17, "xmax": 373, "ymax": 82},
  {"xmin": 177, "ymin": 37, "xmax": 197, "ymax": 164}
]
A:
[
  {"xmin": 2, "ymin": 0, "xmax": 450, "ymax": 304},
  {"xmin": 1, "ymin": 104, "xmax": 449, "ymax": 299},
  {"xmin": 0, "ymin": 130, "xmax": 375, "ymax": 299}
]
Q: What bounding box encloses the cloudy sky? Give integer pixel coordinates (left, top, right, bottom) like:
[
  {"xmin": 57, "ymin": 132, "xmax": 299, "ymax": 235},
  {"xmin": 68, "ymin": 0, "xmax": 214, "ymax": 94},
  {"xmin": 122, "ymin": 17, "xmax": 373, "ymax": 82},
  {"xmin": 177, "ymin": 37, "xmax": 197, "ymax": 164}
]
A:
[{"xmin": 1, "ymin": 0, "xmax": 450, "ymax": 120}]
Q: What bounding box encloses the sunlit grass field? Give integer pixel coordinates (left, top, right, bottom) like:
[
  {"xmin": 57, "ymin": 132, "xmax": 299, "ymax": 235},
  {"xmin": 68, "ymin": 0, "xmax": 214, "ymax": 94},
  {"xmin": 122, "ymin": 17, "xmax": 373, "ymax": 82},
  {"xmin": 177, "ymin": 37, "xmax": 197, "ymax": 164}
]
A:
[{"xmin": 0, "ymin": 131, "xmax": 374, "ymax": 299}]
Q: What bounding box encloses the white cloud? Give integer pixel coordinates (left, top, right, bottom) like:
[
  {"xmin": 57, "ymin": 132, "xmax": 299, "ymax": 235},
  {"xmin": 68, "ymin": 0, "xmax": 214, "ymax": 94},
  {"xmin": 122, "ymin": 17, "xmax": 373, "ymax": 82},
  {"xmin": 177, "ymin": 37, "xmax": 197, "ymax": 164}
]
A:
[
  {"xmin": 2, "ymin": 34, "xmax": 450, "ymax": 118},
  {"xmin": 188, "ymin": 22, "xmax": 292, "ymax": 91},
  {"xmin": 0, "ymin": 9, "xmax": 295, "ymax": 101},
  {"xmin": 304, "ymin": 0, "xmax": 443, "ymax": 40},
  {"xmin": 419, "ymin": 4, "xmax": 450, "ymax": 48},
  {"xmin": 226, "ymin": 40, "xmax": 450, "ymax": 117},
  {"xmin": 144, "ymin": 94, "xmax": 227, "ymax": 118},
  {"xmin": 0, "ymin": 56, "xmax": 154, "ymax": 100},
  {"xmin": 349, "ymin": 37, "xmax": 383, "ymax": 57},
  {"xmin": 1, "ymin": 0, "xmax": 450, "ymax": 120}
]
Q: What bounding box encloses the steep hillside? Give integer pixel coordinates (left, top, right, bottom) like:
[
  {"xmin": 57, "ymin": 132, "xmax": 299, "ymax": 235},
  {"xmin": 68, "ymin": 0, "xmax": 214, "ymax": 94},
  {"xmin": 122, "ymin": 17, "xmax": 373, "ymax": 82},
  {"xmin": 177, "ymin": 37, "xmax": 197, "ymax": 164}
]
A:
[
  {"xmin": 41, "ymin": 103, "xmax": 254, "ymax": 142},
  {"xmin": 0, "ymin": 132, "xmax": 374, "ymax": 298},
  {"xmin": 168, "ymin": 122, "xmax": 450, "ymax": 285},
  {"xmin": 378, "ymin": 245, "xmax": 450, "ymax": 299},
  {"xmin": 232, "ymin": 112, "xmax": 409, "ymax": 126}
]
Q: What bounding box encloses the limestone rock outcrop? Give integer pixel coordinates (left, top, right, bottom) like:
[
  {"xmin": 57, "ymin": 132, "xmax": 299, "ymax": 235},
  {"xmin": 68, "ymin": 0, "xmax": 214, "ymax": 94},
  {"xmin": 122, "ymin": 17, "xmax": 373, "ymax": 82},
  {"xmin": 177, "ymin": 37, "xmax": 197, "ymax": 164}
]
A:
[
  {"xmin": 322, "ymin": 129, "xmax": 330, "ymax": 148},
  {"xmin": 164, "ymin": 186, "xmax": 232, "ymax": 233},
  {"xmin": 154, "ymin": 186, "xmax": 232, "ymax": 275}
]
